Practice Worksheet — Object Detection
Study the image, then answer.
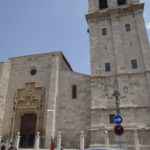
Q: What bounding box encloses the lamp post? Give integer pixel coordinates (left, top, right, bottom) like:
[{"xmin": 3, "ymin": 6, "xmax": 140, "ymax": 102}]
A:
[
  {"xmin": 113, "ymin": 90, "xmax": 120, "ymax": 114},
  {"xmin": 112, "ymin": 87, "xmax": 125, "ymax": 149}
]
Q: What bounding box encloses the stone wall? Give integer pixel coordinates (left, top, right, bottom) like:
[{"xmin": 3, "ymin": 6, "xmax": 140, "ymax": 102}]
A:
[
  {"xmin": 90, "ymin": 73, "xmax": 150, "ymax": 147},
  {"xmin": 55, "ymin": 70, "xmax": 91, "ymax": 148},
  {"xmin": 0, "ymin": 62, "xmax": 11, "ymax": 135}
]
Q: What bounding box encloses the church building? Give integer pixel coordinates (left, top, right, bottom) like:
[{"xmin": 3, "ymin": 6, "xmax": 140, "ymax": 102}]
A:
[{"xmin": 0, "ymin": 0, "xmax": 150, "ymax": 150}]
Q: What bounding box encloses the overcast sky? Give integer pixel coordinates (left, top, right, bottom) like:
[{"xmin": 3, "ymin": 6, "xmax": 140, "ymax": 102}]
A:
[{"xmin": 0, "ymin": 0, "xmax": 150, "ymax": 74}]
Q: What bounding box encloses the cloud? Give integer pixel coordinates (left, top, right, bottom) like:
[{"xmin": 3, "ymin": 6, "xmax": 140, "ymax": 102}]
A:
[{"xmin": 146, "ymin": 22, "xmax": 150, "ymax": 30}]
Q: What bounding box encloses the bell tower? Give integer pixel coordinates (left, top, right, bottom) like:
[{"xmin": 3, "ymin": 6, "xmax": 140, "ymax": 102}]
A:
[
  {"xmin": 87, "ymin": 0, "xmax": 150, "ymax": 149},
  {"xmin": 87, "ymin": 0, "xmax": 150, "ymax": 76}
]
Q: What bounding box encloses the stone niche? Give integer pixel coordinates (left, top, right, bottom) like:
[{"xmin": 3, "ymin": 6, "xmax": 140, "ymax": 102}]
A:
[{"xmin": 12, "ymin": 82, "xmax": 46, "ymax": 138}]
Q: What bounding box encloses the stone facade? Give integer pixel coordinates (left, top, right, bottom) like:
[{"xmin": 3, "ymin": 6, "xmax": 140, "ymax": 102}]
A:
[
  {"xmin": 0, "ymin": 52, "xmax": 91, "ymax": 148},
  {"xmin": 0, "ymin": 0, "xmax": 150, "ymax": 150}
]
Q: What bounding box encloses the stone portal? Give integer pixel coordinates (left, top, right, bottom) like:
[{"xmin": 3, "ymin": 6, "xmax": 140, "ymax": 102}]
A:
[
  {"xmin": 11, "ymin": 82, "xmax": 45, "ymax": 147},
  {"xmin": 20, "ymin": 113, "xmax": 37, "ymax": 148}
]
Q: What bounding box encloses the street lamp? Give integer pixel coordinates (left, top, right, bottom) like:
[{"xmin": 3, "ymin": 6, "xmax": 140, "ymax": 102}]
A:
[
  {"xmin": 112, "ymin": 89, "xmax": 124, "ymax": 136},
  {"xmin": 113, "ymin": 90, "xmax": 121, "ymax": 114}
]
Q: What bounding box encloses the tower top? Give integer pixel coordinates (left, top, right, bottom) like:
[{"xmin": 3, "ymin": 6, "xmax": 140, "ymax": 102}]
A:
[{"xmin": 88, "ymin": 0, "xmax": 143, "ymax": 13}]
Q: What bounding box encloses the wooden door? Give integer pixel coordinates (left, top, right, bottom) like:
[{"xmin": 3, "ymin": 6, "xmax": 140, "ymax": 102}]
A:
[{"xmin": 20, "ymin": 113, "xmax": 37, "ymax": 148}]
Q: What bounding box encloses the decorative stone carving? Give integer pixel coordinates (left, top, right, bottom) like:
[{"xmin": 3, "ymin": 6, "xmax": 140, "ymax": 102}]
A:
[{"xmin": 14, "ymin": 82, "xmax": 44, "ymax": 110}]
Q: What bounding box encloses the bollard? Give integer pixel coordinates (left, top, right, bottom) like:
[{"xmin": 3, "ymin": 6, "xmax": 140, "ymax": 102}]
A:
[
  {"xmin": 134, "ymin": 129, "xmax": 140, "ymax": 150},
  {"xmin": 0, "ymin": 136, "xmax": 2, "ymax": 143},
  {"xmin": 16, "ymin": 132, "xmax": 21, "ymax": 149},
  {"xmin": 80, "ymin": 131, "xmax": 84, "ymax": 150},
  {"xmin": 35, "ymin": 132, "xmax": 40, "ymax": 150},
  {"xmin": 57, "ymin": 131, "xmax": 61, "ymax": 150},
  {"xmin": 104, "ymin": 130, "xmax": 109, "ymax": 146}
]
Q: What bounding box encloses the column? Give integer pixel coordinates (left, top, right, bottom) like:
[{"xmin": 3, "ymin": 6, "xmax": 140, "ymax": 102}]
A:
[
  {"xmin": 35, "ymin": 132, "xmax": 40, "ymax": 150},
  {"xmin": 16, "ymin": 132, "xmax": 20, "ymax": 149},
  {"xmin": 80, "ymin": 131, "xmax": 85, "ymax": 150},
  {"xmin": 57, "ymin": 131, "xmax": 62, "ymax": 150}
]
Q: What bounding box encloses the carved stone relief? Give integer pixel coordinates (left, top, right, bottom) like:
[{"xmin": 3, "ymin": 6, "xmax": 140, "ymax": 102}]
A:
[{"xmin": 14, "ymin": 82, "xmax": 44, "ymax": 110}]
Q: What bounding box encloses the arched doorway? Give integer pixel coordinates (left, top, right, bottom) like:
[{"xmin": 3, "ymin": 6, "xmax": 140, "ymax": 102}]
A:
[{"xmin": 20, "ymin": 113, "xmax": 37, "ymax": 148}]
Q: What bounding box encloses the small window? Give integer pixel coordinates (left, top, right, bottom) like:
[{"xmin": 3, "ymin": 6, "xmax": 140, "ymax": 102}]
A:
[
  {"xmin": 105, "ymin": 63, "xmax": 111, "ymax": 72},
  {"xmin": 30, "ymin": 68, "xmax": 37, "ymax": 76},
  {"xmin": 99, "ymin": 0, "xmax": 108, "ymax": 9},
  {"xmin": 131, "ymin": 59, "xmax": 138, "ymax": 69},
  {"xmin": 87, "ymin": 28, "xmax": 90, "ymax": 33},
  {"xmin": 72, "ymin": 85, "xmax": 77, "ymax": 99},
  {"xmin": 125, "ymin": 24, "xmax": 131, "ymax": 32},
  {"xmin": 102, "ymin": 28, "xmax": 107, "ymax": 36},
  {"xmin": 109, "ymin": 114, "xmax": 115, "ymax": 124},
  {"xmin": 117, "ymin": 0, "xmax": 127, "ymax": 6}
]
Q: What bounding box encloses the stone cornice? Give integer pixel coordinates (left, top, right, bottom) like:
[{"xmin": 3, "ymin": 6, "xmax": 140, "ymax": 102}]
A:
[
  {"xmin": 91, "ymin": 70, "xmax": 150, "ymax": 80},
  {"xmin": 86, "ymin": 3, "xmax": 144, "ymax": 22},
  {"xmin": 91, "ymin": 105, "xmax": 150, "ymax": 110},
  {"xmin": 89, "ymin": 125, "xmax": 150, "ymax": 131}
]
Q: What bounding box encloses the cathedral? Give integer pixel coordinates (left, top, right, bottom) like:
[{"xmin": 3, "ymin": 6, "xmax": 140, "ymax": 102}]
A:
[{"xmin": 0, "ymin": 0, "xmax": 150, "ymax": 150}]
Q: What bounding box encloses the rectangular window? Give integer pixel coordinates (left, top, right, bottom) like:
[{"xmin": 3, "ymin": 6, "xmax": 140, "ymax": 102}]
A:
[
  {"xmin": 99, "ymin": 0, "xmax": 108, "ymax": 9},
  {"xmin": 102, "ymin": 28, "xmax": 107, "ymax": 36},
  {"xmin": 125, "ymin": 24, "xmax": 131, "ymax": 32},
  {"xmin": 131, "ymin": 59, "xmax": 138, "ymax": 69},
  {"xmin": 109, "ymin": 114, "xmax": 115, "ymax": 124},
  {"xmin": 117, "ymin": 0, "xmax": 127, "ymax": 6},
  {"xmin": 105, "ymin": 63, "xmax": 111, "ymax": 72},
  {"xmin": 72, "ymin": 85, "xmax": 77, "ymax": 99}
]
